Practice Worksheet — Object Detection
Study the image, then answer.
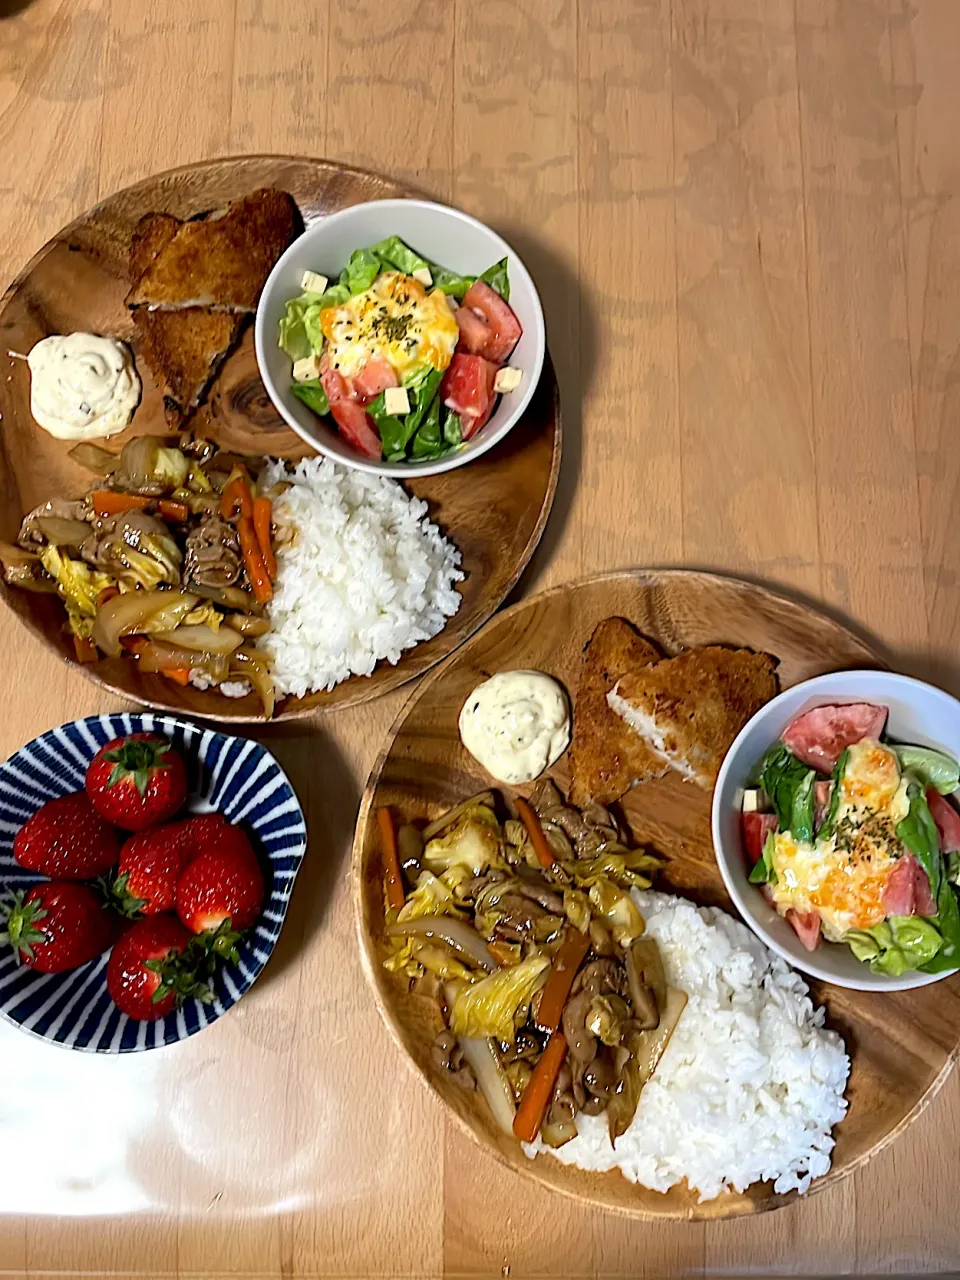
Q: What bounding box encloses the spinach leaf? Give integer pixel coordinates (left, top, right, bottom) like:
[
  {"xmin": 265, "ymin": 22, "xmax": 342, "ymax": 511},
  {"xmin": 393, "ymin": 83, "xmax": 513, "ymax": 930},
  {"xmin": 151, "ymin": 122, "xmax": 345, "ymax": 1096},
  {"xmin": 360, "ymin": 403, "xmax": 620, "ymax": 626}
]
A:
[
  {"xmin": 920, "ymin": 882, "xmax": 960, "ymax": 973},
  {"xmin": 365, "ymin": 236, "xmax": 487, "ymax": 301},
  {"xmin": 339, "ymin": 248, "xmax": 382, "ymax": 295},
  {"xmin": 816, "ymin": 748, "xmax": 849, "ymax": 840},
  {"xmin": 748, "ymin": 829, "xmax": 778, "ymax": 884},
  {"xmin": 410, "ymin": 394, "xmax": 450, "ymax": 459},
  {"xmin": 426, "ymin": 263, "xmax": 475, "ymax": 299},
  {"xmin": 477, "ymin": 256, "xmax": 510, "ymax": 301},
  {"xmin": 368, "ymin": 368, "xmax": 446, "ymax": 462},
  {"xmin": 442, "ymin": 405, "xmax": 463, "ymax": 448},
  {"xmin": 895, "ymin": 745, "xmax": 960, "ymax": 795},
  {"xmin": 367, "ymin": 395, "xmax": 405, "ymax": 459},
  {"xmin": 367, "ymin": 235, "xmax": 429, "ymax": 276},
  {"xmin": 759, "ymin": 743, "xmax": 817, "ymax": 843},
  {"xmin": 896, "ymin": 775, "xmax": 942, "ymax": 900},
  {"xmin": 290, "ymin": 380, "xmax": 329, "ymax": 417}
]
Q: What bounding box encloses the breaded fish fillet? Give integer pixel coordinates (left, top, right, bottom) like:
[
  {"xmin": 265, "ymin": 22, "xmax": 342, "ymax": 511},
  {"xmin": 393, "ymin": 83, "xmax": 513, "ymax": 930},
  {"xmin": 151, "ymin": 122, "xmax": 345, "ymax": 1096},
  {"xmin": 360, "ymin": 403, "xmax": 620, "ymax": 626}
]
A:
[
  {"xmin": 129, "ymin": 213, "xmax": 242, "ymax": 428},
  {"xmin": 607, "ymin": 646, "xmax": 778, "ymax": 790},
  {"xmin": 126, "ymin": 187, "xmax": 296, "ymax": 313},
  {"xmin": 568, "ymin": 617, "xmax": 667, "ymax": 806}
]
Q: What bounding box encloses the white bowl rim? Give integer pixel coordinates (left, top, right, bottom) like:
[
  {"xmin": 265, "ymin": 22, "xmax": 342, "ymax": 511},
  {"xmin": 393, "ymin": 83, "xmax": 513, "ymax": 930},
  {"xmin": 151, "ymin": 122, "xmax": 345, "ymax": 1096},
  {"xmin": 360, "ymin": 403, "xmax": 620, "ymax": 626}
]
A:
[
  {"xmin": 711, "ymin": 668, "xmax": 960, "ymax": 991},
  {"xmin": 254, "ymin": 197, "xmax": 547, "ymax": 478}
]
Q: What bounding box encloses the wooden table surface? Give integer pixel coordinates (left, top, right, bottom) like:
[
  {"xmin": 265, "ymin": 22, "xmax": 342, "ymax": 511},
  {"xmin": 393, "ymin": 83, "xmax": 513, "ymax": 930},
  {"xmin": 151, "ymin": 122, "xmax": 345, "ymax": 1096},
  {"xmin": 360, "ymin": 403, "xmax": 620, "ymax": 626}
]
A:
[{"xmin": 0, "ymin": 0, "xmax": 958, "ymax": 1275}]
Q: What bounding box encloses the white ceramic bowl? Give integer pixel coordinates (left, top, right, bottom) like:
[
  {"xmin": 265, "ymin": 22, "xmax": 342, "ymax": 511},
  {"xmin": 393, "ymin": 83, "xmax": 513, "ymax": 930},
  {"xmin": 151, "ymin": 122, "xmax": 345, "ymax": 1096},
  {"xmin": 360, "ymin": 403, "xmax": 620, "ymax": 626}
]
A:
[
  {"xmin": 254, "ymin": 199, "xmax": 546, "ymax": 478},
  {"xmin": 712, "ymin": 669, "xmax": 960, "ymax": 991}
]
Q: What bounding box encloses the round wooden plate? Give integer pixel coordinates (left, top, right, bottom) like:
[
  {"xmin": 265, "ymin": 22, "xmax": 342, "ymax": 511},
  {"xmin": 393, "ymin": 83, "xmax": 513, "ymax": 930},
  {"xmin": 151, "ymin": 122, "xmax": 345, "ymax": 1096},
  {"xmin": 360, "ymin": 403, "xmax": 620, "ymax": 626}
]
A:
[
  {"xmin": 354, "ymin": 569, "xmax": 960, "ymax": 1219},
  {"xmin": 0, "ymin": 156, "xmax": 560, "ymax": 722}
]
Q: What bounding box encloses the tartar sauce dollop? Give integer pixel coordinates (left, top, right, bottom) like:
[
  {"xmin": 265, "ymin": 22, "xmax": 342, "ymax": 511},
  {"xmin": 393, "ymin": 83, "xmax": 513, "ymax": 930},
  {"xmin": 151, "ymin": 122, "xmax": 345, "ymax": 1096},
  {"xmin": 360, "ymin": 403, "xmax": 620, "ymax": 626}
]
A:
[
  {"xmin": 458, "ymin": 670, "xmax": 571, "ymax": 784},
  {"xmin": 27, "ymin": 333, "xmax": 140, "ymax": 440}
]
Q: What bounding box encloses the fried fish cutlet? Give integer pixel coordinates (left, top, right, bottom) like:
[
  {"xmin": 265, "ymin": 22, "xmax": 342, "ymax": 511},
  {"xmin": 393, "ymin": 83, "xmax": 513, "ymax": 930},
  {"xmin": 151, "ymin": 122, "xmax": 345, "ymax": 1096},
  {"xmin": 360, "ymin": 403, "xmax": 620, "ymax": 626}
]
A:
[
  {"xmin": 568, "ymin": 617, "xmax": 668, "ymax": 806},
  {"xmin": 607, "ymin": 646, "xmax": 779, "ymax": 790},
  {"xmin": 128, "ymin": 212, "xmax": 243, "ymax": 429},
  {"xmin": 125, "ymin": 187, "xmax": 297, "ymax": 313}
]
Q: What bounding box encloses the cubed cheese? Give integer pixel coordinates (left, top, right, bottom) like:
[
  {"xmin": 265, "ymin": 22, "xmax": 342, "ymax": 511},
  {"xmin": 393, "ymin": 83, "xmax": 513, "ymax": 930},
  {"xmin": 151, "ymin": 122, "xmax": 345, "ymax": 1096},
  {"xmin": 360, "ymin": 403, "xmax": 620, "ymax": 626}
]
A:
[
  {"xmin": 412, "ymin": 266, "xmax": 433, "ymax": 287},
  {"xmin": 383, "ymin": 386, "xmax": 411, "ymax": 416},
  {"xmin": 301, "ymin": 270, "xmax": 329, "ymax": 294},
  {"xmin": 741, "ymin": 788, "xmax": 770, "ymax": 813},
  {"xmin": 493, "ymin": 365, "xmax": 523, "ymax": 393},
  {"xmin": 292, "ymin": 355, "xmax": 323, "ymax": 383}
]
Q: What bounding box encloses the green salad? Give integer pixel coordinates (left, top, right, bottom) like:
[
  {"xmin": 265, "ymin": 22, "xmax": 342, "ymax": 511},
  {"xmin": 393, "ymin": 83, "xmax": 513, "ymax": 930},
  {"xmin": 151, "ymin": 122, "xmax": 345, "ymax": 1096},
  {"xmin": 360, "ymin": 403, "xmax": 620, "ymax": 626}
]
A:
[{"xmin": 277, "ymin": 235, "xmax": 522, "ymax": 464}]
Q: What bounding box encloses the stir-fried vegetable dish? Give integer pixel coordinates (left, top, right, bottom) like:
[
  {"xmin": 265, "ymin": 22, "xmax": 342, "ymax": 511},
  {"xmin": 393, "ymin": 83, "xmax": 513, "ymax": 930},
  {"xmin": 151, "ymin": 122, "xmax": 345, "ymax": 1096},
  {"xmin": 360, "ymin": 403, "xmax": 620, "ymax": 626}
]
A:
[
  {"xmin": 0, "ymin": 437, "xmax": 278, "ymax": 716},
  {"xmin": 380, "ymin": 779, "xmax": 687, "ymax": 1147}
]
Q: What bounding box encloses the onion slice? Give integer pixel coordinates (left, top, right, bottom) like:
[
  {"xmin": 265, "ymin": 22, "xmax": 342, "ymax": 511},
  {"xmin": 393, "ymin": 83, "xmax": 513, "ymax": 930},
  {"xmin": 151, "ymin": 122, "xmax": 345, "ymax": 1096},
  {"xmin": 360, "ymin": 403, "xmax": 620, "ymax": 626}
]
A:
[
  {"xmin": 387, "ymin": 916, "xmax": 497, "ymax": 972},
  {"xmin": 459, "ymin": 1036, "xmax": 516, "ymax": 1136},
  {"xmin": 151, "ymin": 623, "xmax": 243, "ymax": 655},
  {"xmin": 422, "ymin": 792, "xmax": 496, "ymax": 841},
  {"xmin": 92, "ymin": 589, "xmax": 198, "ymax": 657}
]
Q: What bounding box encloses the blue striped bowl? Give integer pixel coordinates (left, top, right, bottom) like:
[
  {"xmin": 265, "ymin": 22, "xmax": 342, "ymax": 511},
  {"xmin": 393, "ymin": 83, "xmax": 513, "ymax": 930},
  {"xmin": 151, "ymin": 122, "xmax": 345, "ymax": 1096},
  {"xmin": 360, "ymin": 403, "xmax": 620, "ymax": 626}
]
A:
[{"xmin": 0, "ymin": 713, "xmax": 307, "ymax": 1052}]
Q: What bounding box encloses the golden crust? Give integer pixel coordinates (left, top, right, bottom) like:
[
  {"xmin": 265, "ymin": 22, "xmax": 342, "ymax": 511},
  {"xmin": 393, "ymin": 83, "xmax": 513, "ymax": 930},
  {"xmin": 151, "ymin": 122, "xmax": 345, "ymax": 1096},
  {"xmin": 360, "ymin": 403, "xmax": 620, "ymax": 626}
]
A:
[
  {"xmin": 612, "ymin": 646, "xmax": 779, "ymax": 790},
  {"xmin": 125, "ymin": 188, "xmax": 297, "ymax": 313},
  {"xmin": 568, "ymin": 617, "xmax": 668, "ymax": 806}
]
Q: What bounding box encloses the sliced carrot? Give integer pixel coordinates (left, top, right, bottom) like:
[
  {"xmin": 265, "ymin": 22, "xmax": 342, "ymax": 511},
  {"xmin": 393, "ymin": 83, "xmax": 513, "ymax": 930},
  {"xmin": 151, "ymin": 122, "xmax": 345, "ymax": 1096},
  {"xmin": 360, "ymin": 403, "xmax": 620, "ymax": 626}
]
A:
[
  {"xmin": 513, "ymin": 1030, "xmax": 568, "ymax": 1143},
  {"xmin": 219, "ymin": 472, "xmax": 253, "ymax": 522},
  {"xmin": 534, "ymin": 928, "xmax": 590, "ymax": 1034},
  {"xmin": 378, "ymin": 807, "xmax": 405, "ymax": 911},
  {"xmin": 91, "ymin": 491, "xmax": 151, "ymax": 517},
  {"xmin": 164, "ymin": 667, "xmax": 191, "ymax": 686},
  {"xmin": 515, "ymin": 796, "xmax": 556, "ymax": 869},
  {"xmin": 158, "ymin": 499, "xmax": 189, "ymax": 522},
  {"xmin": 252, "ymin": 496, "xmax": 277, "ymax": 580},
  {"xmin": 72, "ymin": 634, "xmax": 98, "ymax": 663},
  {"xmin": 236, "ymin": 516, "xmax": 273, "ymax": 605},
  {"xmin": 97, "ymin": 585, "xmax": 120, "ymax": 608}
]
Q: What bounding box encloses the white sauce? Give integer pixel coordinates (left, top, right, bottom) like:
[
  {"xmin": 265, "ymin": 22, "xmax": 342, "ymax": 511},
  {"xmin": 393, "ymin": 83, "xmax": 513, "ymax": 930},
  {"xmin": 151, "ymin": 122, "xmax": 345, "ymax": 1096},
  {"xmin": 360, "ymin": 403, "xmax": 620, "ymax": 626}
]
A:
[
  {"xmin": 27, "ymin": 333, "xmax": 140, "ymax": 440},
  {"xmin": 459, "ymin": 670, "xmax": 571, "ymax": 785}
]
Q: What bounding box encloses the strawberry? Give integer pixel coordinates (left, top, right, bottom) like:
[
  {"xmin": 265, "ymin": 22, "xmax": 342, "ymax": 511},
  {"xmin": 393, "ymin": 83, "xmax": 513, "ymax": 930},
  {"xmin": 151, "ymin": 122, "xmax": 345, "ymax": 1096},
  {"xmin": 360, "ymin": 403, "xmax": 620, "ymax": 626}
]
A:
[
  {"xmin": 110, "ymin": 813, "xmax": 232, "ymax": 917},
  {"xmin": 13, "ymin": 792, "xmax": 120, "ymax": 880},
  {"xmin": 0, "ymin": 882, "xmax": 118, "ymax": 973},
  {"xmin": 106, "ymin": 915, "xmax": 211, "ymax": 1021},
  {"xmin": 176, "ymin": 838, "xmax": 265, "ymax": 945},
  {"xmin": 86, "ymin": 733, "xmax": 187, "ymax": 831}
]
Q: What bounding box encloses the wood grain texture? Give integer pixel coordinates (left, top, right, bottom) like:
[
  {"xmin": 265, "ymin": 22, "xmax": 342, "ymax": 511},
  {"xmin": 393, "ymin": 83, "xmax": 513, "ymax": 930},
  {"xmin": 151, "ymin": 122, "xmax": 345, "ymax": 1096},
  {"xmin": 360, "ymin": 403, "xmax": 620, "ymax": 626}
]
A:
[
  {"xmin": 353, "ymin": 570, "xmax": 960, "ymax": 1221},
  {"xmin": 1, "ymin": 0, "xmax": 960, "ymax": 1274},
  {"xmin": 0, "ymin": 156, "xmax": 560, "ymax": 721}
]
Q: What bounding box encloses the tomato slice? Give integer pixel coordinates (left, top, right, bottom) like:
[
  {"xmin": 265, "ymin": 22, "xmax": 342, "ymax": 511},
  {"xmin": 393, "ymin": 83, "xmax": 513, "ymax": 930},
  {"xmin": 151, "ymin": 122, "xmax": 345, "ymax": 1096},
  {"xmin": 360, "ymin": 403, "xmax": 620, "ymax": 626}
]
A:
[
  {"xmin": 742, "ymin": 812, "xmax": 777, "ymax": 864},
  {"xmin": 459, "ymin": 281, "xmax": 522, "ymax": 363},
  {"xmin": 454, "ymin": 305, "xmax": 493, "ymax": 357},
  {"xmin": 785, "ymin": 908, "xmax": 822, "ymax": 951},
  {"xmin": 781, "ymin": 702, "xmax": 888, "ymax": 772},
  {"xmin": 351, "ymin": 357, "xmax": 399, "ymax": 406},
  {"xmin": 927, "ymin": 788, "xmax": 960, "ymax": 853},
  {"xmin": 441, "ymin": 352, "xmax": 498, "ymax": 439},
  {"xmin": 329, "ymin": 399, "xmax": 382, "ymax": 460},
  {"xmin": 321, "ymin": 365, "xmax": 349, "ymax": 403}
]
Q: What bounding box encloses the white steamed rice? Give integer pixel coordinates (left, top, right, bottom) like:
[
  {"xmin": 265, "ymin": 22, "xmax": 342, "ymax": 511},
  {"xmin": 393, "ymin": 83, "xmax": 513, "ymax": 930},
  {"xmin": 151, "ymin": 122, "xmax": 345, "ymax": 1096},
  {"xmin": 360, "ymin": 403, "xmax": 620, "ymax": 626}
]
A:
[
  {"xmin": 526, "ymin": 890, "xmax": 850, "ymax": 1201},
  {"xmin": 258, "ymin": 457, "xmax": 463, "ymax": 696}
]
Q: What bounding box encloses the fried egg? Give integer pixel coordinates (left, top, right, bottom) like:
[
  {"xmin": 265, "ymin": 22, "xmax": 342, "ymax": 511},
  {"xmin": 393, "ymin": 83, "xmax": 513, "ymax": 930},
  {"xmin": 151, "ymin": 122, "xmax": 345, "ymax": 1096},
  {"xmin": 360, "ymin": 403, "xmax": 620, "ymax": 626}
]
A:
[
  {"xmin": 771, "ymin": 739, "xmax": 909, "ymax": 940},
  {"xmin": 320, "ymin": 271, "xmax": 459, "ymax": 381}
]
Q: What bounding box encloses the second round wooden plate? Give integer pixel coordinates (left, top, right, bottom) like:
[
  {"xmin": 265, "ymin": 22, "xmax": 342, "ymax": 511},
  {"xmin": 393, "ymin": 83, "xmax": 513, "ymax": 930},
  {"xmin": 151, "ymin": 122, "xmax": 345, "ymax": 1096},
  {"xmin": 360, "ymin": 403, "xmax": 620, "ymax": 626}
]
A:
[
  {"xmin": 0, "ymin": 156, "xmax": 560, "ymax": 721},
  {"xmin": 354, "ymin": 570, "xmax": 960, "ymax": 1219}
]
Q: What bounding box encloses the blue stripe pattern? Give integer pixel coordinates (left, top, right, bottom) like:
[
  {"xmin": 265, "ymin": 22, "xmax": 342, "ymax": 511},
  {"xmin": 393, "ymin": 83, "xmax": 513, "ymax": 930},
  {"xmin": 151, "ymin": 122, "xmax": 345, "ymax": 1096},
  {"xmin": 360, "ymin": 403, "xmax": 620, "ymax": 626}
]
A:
[{"xmin": 0, "ymin": 714, "xmax": 307, "ymax": 1052}]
